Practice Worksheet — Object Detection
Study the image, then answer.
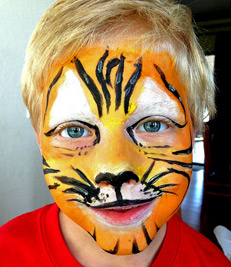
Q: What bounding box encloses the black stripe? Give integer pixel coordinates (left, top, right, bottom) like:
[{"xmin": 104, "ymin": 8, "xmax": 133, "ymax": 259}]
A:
[
  {"xmin": 157, "ymin": 183, "xmax": 178, "ymax": 189},
  {"xmin": 44, "ymin": 128, "xmax": 56, "ymax": 137},
  {"xmin": 43, "ymin": 168, "xmax": 60, "ymax": 175},
  {"xmin": 104, "ymin": 240, "xmax": 119, "ymax": 254},
  {"xmin": 90, "ymin": 198, "xmax": 156, "ymax": 209},
  {"xmin": 173, "ymin": 132, "xmax": 192, "ymax": 155},
  {"xmin": 43, "ymin": 67, "xmax": 63, "ymax": 124},
  {"xmin": 148, "ymin": 157, "xmax": 192, "ymax": 169},
  {"xmin": 169, "ymin": 119, "xmax": 187, "ymax": 129},
  {"xmin": 142, "ymin": 224, "xmax": 152, "ymax": 245},
  {"xmin": 144, "ymin": 167, "xmax": 190, "ymax": 192},
  {"xmin": 63, "ymin": 186, "xmax": 90, "ymax": 197},
  {"xmin": 96, "ymin": 50, "xmax": 111, "ymax": 112},
  {"xmin": 141, "ymin": 161, "xmax": 155, "ymax": 184},
  {"xmin": 42, "ymin": 156, "xmax": 50, "ymax": 167},
  {"xmin": 55, "ymin": 175, "xmax": 89, "ymax": 187},
  {"xmin": 144, "ymin": 170, "xmax": 172, "ymax": 191},
  {"xmin": 155, "ymin": 223, "xmax": 160, "ymax": 232},
  {"xmin": 71, "ymin": 166, "xmax": 96, "ymax": 188},
  {"xmin": 167, "ymin": 168, "xmax": 191, "ymax": 183},
  {"xmin": 92, "ymin": 228, "xmax": 96, "ymax": 241},
  {"xmin": 55, "ymin": 175, "xmax": 100, "ymax": 204},
  {"xmin": 63, "ymin": 185, "xmax": 100, "ymax": 204},
  {"xmin": 106, "ymin": 58, "xmax": 120, "ymax": 87},
  {"xmin": 172, "ymin": 145, "xmax": 192, "ymax": 155},
  {"xmin": 115, "ymin": 54, "xmax": 125, "ymax": 110},
  {"xmin": 74, "ymin": 57, "xmax": 103, "ymax": 117},
  {"xmin": 88, "ymin": 228, "xmax": 97, "ymax": 241},
  {"xmin": 48, "ymin": 183, "xmax": 60, "ymax": 190},
  {"xmin": 154, "ymin": 64, "xmax": 186, "ymax": 115},
  {"xmin": 124, "ymin": 58, "xmax": 142, "ymax": 114},
  {"xmin": 132, "ymin": 239, "xmax": 140, "ymax": 254}
]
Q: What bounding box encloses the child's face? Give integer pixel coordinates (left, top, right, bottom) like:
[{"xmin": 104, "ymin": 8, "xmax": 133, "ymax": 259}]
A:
[{"xmin": 41, "ymin": 46, "xmax": 193, "ymax": 255}]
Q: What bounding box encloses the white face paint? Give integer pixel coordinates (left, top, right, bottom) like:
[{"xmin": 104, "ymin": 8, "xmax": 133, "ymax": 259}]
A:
[
  {"xmin": 49, "ymin": 70, "xmax": 99, "ymax": 128},
  {"xmin": 126, "ymin": 77, "xmax": 182, "ymax": 126}
]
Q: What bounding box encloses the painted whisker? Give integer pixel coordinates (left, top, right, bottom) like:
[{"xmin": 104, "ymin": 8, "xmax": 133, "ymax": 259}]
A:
[
  {"xmin": 55, "ymin": 175, "xmax": 100, "ymax": 204},
  {"xmin": 43, "ymin": 168, "xmax": 60, "ymax": 175},
  {"xmin": 157, "ymin": 183, "xmax": 178, "ymax": 189},
  {"xmin": 148, "ymin": 157, "xmax": 192, "ymax": 169},
  {"xmin": 143, "ymin": 170, "xmax": 173, "ymax": 191},
  {"xmin": 141, "ymin": 161, "xmax": 155, "ymax": 184}
]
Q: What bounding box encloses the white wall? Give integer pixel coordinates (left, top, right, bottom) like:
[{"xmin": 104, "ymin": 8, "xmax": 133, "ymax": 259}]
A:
[{"xmin": 0, "ymin": 0, "xmax": 56, "ymax": 226}]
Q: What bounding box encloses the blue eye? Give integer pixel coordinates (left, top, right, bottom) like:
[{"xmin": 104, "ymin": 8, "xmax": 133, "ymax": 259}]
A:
[
  {"xmin": 138, "ymin": 121, "xmax": 167, "ymax": 133},
  {"xmin": 60, "ymin": 126, "xmax": 90, "ymax": 138}
]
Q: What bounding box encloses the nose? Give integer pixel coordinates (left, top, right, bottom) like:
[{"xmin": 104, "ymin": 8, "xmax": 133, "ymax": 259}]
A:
[
  {"xmin": 95, "ymin": 171, "xmax": 139, "ymax": 188},
  {"xmin": 95, "ymin": 171, "xmax": 139, "ymax": 203}
]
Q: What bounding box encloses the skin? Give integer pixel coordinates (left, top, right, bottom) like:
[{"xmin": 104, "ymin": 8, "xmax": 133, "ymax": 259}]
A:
[{"xmin": 37, "ymin": 44, "xmax": 193, "ymax": 263}]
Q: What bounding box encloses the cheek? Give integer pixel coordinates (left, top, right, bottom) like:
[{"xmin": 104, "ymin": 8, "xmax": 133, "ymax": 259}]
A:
[{"xmin": 52, "ymin": 134, "xmax": 96, "ymax": 150}]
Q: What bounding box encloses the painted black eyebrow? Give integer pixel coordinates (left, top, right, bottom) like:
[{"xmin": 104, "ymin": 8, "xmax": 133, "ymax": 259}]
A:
[
  {"xmin": 43, "ymin": 66, "xmax": 63, "ymax": 124},
  {"xmin": 96, "ymin": 50, "xmax": 111, "ymax": 113},
  {"xmin": 124, "ymin": 58, "xmax": 142, "ymax": 114},
  {"xmin": 43, "ymin": 120, "xmax": 100, "ymax": 145},
  {"xmin": 153, "ymin": 64, "xmax": 186, "ymax": 116},
  {"xmin": 74, "ymin": 57, "xmax": 103, "ymax": 117}
]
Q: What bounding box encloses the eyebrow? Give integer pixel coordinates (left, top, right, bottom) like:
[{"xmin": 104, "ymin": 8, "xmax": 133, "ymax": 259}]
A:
[{"xmin": 153, "ymin": 64, "xmax": 186, "ymax": 116}]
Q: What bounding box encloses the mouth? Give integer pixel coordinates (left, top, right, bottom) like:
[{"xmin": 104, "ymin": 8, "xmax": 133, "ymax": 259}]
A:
[{"xmin": 89, "ymin": 198, "xmax": 156, "ymax": 226}]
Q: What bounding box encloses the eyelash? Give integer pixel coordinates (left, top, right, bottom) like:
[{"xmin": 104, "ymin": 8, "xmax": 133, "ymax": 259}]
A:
[
  {"xmin": 133, "ymin": 116, "xmax": 174, "ymax": 132},
  {"xmin": 52, "ymin": 122, "xmax": 92, "ymax": 137}
]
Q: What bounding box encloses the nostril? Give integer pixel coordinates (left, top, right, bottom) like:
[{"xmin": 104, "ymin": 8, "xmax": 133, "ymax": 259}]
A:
[
  {"xmin": 95, "ymin": 171, "xmax": 139, "ymax": 189},
  {"xmin": 127, "ymin": 179, "xmax": 137, "ymax": 185},
  {"xmin": 95, "ymin": 173, "xmax": 115, "ymax": 185},
  {"xmin": 98, "ymin": 181, "xmax": 110, "ymax": 187}
]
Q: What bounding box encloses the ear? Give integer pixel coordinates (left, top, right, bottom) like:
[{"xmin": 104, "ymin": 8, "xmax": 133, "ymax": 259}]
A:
[{"xmin": 34, "ymin": 128, "xmax": 42, "ymax": 154}]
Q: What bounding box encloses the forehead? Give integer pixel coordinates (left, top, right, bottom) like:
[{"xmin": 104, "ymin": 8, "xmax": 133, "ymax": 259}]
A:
[{"xmin": 43, "ymin": 47, "xmax": 187, "ymax": 128}]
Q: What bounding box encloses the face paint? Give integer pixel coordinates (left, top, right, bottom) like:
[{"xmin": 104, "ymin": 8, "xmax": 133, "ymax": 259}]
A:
[{"xmin": 41, "ymin": 47, "xmax": 193, "ymax": 255}]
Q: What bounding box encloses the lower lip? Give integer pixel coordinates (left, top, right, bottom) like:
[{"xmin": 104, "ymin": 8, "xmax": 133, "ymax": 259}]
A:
[{"xmin": 90, "ymin": 201, "xmax": 154, "ymax": 226}]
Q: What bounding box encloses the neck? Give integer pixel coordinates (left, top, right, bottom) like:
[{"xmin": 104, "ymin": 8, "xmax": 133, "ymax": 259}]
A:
[{"xmin": 59, "ymin": 211, "xmax": 167, "ymax": 267}]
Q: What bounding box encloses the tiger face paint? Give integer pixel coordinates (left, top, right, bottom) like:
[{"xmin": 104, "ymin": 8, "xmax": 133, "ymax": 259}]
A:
[{"xmin": 41, "ymin": 47, "xmax": 193, "ymax": 255}]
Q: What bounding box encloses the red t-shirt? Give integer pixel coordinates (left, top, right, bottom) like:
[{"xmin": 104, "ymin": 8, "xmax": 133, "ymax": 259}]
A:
[{"xmin": 0, "ymin": 203, "xmax": 230, "ymax": 266}]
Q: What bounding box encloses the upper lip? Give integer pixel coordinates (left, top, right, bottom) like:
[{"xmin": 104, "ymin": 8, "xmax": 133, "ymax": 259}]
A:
[{"xmin": 90, "ymin": 197, "xmax": 156, "ymax": 209}]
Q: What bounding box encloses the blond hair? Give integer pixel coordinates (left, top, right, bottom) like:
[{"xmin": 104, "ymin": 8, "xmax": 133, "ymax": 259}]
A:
[{"xmin": 21, "ymin": 0, "xmax": 216, "ymax": 132}]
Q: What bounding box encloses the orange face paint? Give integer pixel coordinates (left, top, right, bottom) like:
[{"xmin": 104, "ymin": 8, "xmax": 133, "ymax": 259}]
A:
[{"xmin": 41, "ymin": 47, "xmax": 193, "ymax": 255}]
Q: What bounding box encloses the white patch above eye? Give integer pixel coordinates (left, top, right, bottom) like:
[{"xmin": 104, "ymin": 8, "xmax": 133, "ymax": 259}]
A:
[
  {"xmin": 127, "ymin": 77, "xmax": 182, "ymax": 124},
  {"xmin": 49, "ymin": 70, "xmax": 98, "ymax": 128}
]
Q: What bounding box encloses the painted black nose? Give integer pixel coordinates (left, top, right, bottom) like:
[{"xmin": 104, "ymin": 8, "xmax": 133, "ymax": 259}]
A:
[{"xmin": 95, "ymin": 171, "xmax": 139, "ymax": 189}]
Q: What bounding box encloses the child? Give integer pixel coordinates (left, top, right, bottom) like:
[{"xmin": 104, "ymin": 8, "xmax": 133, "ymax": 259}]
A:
[{"xmin": 0, "ymin": 0, "xmax": 230, "ymax": 266}]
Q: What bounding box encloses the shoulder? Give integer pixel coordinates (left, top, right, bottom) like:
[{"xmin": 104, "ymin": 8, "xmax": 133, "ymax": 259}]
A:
[
  {"xmin": 0, "ymin": 204, "xmax": 54, "ymax": 241},
  {"xmin": 174, "ymin": 216, "xmax": 231, "ymax": 266},
  {"xmin": 0, "ymin": 204, "xmax": 57, "ymax": 266}
]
